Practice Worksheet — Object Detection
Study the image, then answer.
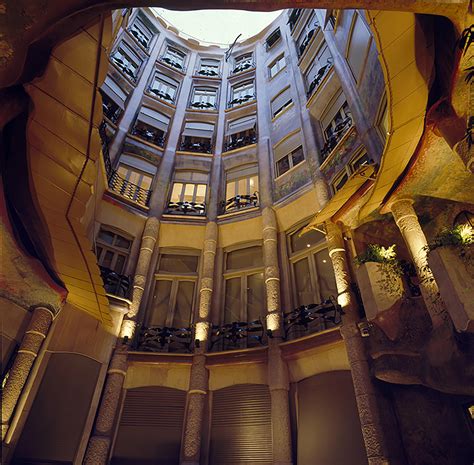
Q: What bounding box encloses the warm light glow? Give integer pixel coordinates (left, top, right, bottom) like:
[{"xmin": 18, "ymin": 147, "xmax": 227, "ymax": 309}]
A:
[
  {"xmin": 322, "ymin": 259, "xmax": 327, "ymax": 263},
  {"xmin": 195, "ymin": 321, "xmax": 209, "ymax": 342},
  {"xmin": 338, "ymin": 292, "xmax": 350, "ymax": 308},
  {"xmin": 120, "ymin": 319, "xmax": 136, "ymax": 340},
  {"xmin": 266, "ymin": 313, "xmax": 281, "ymax": 332},
  {"xmin": 459, "ymin": 224, "xmax": 474, "ymax": 244},
  {"xmin": 307, "ymin": 244, "xmax": 311, "ymax": 248}
]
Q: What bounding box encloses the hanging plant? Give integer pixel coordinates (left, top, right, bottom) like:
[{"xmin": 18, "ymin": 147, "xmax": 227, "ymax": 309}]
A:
[{"xmin": 427, "ymin": 224, "xmax": 474, "ymax": 250}]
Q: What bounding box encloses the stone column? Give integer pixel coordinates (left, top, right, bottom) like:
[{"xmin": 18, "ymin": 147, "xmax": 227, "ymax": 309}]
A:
[
  {"xmin": 325, "ymin": 221, "xmax": 389, "ymax": 465},
  {"xmin": 1, "ymin": 306, "xmax": 55, "ymax": 440},
  {"xmin": 121, "ymin": 216, "xmax": 160, "ymax": 339},
  {"xmin": 83, "ymin": 348, "xmax": 127, "ymax": 465},
  {"xmin": 390, "ymin": 198, "xmax": 448, "ymax": 328},
  {"xmin": 180, "ymin": 354, "xmax": 209, "ymax": 465}
]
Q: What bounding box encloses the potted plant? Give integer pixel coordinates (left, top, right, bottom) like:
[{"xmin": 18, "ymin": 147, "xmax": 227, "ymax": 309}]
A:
[
  {"xmin": 355, "ymin": 244, "xmax": 405, "ymax": 322},
  {"xmin": 427, "ymin": 224, "xmax": 474, "ymax": 332}
]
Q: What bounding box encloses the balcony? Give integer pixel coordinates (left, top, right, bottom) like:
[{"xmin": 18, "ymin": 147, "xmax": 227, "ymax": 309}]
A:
[
  {"xmin": 108, "ymin": 170, "xmax": 152, "ymax": 207},
  {"xmin": 232, "ymin": 61, "xmax": 255, "ymax": 75},
  {"xmin": 133, "ymin": 298, "xmax": 342, "ymax": 354},
  {"xmin": 99, "ymin": 121, "xmax": 113, "ymax": 176},
  {"xmin": 228, "ymin": 94, "xmax": 256, "ymax": 109},
  {"xmin": 307, "ymin": 62, "xmax": 333, "ymax": 98},
  {"xmin": 100, "ymin": 266, "xmax": 132, "ymax": 300},
  {"xmin": 321, "ymin": 117, "xmax": 353, "ymax": 161},
  {"xmin": 129, "ymin": 28, "xmax": 150, "ymax": 49},
  {"xmin": 287, "ymin": 9, "xmax": 302, "ymax": 32},
  {"xmin": 221, "ymin": 193, "xmax": 259, "ymax": 214},
  {"xmin": 102, "ymin": 100, "xmax": 122, "ymax": 125},
  {"xmin": 148, "ymin": 87, "xmax": 174, "ymax": 103},
  {"xmin": 159, "ymin": 55, "xmax": 186, "ymax": 72},
  {"xmin": 189, "ymin": 101, "xmax": 217, "ymax": 111},
  {"xmin": 224, "ymin": 131, "xmax": 257, "ymax": 152},
  {"xmin": 197, "ymin": 68, "xmax": 220, "ymax": 77},
  {"xmin": 166, "ymin": 201, "xmax": 206, "ymax": 216},
  {"xmin": 111, "ymin": 56, "xmax": 138, "ymax": 81},
  {"xmin": 131, "ymin": 123, "xmax": 165, "ymax": 148},
  {"xmin": 179, "ymin": 138, "xmax": 212, "ymax": 154},
  {"xmin": 298, "ymin": 27, "xmax": 319, "ymax": 58}
]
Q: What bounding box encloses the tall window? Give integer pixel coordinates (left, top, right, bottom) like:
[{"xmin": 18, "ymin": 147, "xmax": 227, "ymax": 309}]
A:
[
  {"xmin": 271, "ymin": 86, "xmax": 292, "ymax": 118},
  {"xmin": 132, "ymin": 107, "xmax": 170, "ymax": 147},
  {"xmin": 269, "ymin": 54, "xmax": 286, "ymax": 79},
  {"xmin": 229, "ymin": 81, "xmax": 255, "ymax": 108},
  {"xmin": 146, "ymin": 252, "xmax": 199, "ymax": 331},
  {"xmin": 305, "ymin": 44, "xmax": 333, "ymax": 96},
  {"xmin": 190, "ymin": 87, "xmax": 218, "ymax": 109},
  {"xmin": 167, "ymin": 171, "xmax": 208, "ymax": 215},
  {"xmin": 324, "ymin": 101, "xmax": 352, "ymax": 142},
  {"xmin": 233, "ymin": 53, "xmax": 253, "ymax": 74},
  {"xmin": 224, "ymin": 165, "xmax": 259, "ymax": 212},
  {"xmin": 297, "ymin": 11, "xmax": 320, "ymax": 57},
  {"xmin": 266, "ymin": 28, "xmax": 281, "ymax": 50},
  {"xmin": 198, "ymin": 57, "xmax": 220, "ymax": 76},
  {"xmin": 331, "ymin": 150, "xmax": 371, "ymax": 193},
  {"xmin": 149, "ymin": 73, "xmax": 179, "ymax": 103},
  {"xmin": 288, "ymin": 9, "xmax": 302, "ymax": 32},
  {"xmin": 346, "ymin": 12, "xmax": 372, "ymax": 83},
  {"xmin": 180, "ymin": 121, "xmax": 214, "ymax": 153},
  {"xmin": 288, "ymin": 226, "xmax": 338, "ymax": 335},
  {"xmin": 377, "ymin": 94, "xmax": 389, "ymax": 142},
  {"xmin": 224, "ymin": 246, "xmax": 265, "ymax": 332},
  {"xmin": 96, "ymin": 228, "xmax": 132, "ymax": 274},
  {"xmin": 276, "ymin": 145, "xmax": 304, "ymax": 177},
  {"xmin": 129, "ymin": 17, "xmax": 154, "ymax": 49},
  {"xmin": 225, "ymin": 114, "xmax": 257, "ymax": 151},
  {"xmin": 111, "ymin": 43, "xmax": 142, "ymax": 80},
  {"xmin": 274, "ymin": 131, "xmax": 305, "ymax": 178},
  {"xmin": 162, "ymin": 46, "xmax": 186, "ymax": 70}
]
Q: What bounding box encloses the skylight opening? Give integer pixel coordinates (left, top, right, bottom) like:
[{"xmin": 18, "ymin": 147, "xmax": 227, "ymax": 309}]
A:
[{"xmin": 151, "ymin": 8, "xmax": 283, "ymax": 47}]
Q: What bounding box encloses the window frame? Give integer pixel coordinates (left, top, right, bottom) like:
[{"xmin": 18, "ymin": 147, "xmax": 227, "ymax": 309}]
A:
[
  {"xmin": 197, "ymin": 57, "xmax": 221, "ymax": 76},
  {"xmin": 128, "ymin": 16, "xmax": 154, "ymax": 49},
  {"xmin": 111, "ymin": 41, "xmax": 142, "ymax": 80},
  {"xmin": 95, "ymin": 227, "xmax": 133, "ymax": 275},
  {"xmin": 162, "ymin": 45, "xmax": 187, "ymax": 71},
  {"xmin": 190, "ymin": 86, "xmax": 218, "ymax": 110},
  {"xmin": 266, "ymin": 28, "xmax": 282, "ymax": 50},
  {"xmin": 268, "ymin": 54, "xmax": 286, "ymax": 79},
  {"xmin": 229, "ymin": 80, "xmax": 255, "ymax": 108},
  {"xmin": 149, "ymin": 73, "xmax": 179, "ymax": 103},
  {"xmin": 275, "ymin": 145, "xmax": 305, "ymax": 178},
  {"xmin": 271, "ymin": 86, "xmax": 293, "ymax": 119},
  {"xmin": 169, "ymin": 170, "xmax": 209, "ymax": 205}
]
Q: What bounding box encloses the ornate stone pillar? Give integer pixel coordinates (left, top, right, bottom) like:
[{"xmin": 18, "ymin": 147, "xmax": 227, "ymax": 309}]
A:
[
  {"xmin": 180, "ymin": 355, "xmax": 209, "ymax": 465},
  {"xmin": 390, "ymin": 198, "xmax": 448, "ymax": 328},
  {"xmin": 83, "ymin": 347, "xmax": 127, "ymax": 465},
  {"xmin": 120, "ymin": 216, "xmax": 160, "ymax": 339},
  {"xmin": 268, "ymin": 342, "xmax": 293, "ymax": 465},
  {"xmin": 325, "ymin": 221, "xmax": 389, "ymax": 465},
  {"xmin": 1, "ymin": 306, "xmax": 55, "ymax": 440}
]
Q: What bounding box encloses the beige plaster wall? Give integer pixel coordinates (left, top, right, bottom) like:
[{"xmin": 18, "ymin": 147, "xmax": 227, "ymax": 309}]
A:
[{"xmin": 125, "ymin": 361, "xmax": 191, "ymax": 391}]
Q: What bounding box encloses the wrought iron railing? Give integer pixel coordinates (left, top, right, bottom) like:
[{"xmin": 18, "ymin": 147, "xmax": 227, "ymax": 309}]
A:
[
  {"xmin": 210, "ymin": 320, "xmax": 265, "ymax": 351},
  {"xmin": 197, "ymin": 68, "xmax": 220, "ymax": 77},
  {"xmin": 307, "ymin": 61, "xmax": 333, "ymax": 98},
  {"xmin": 102, "ymin": 101, "xmax": 122, "ymax": 125},
  {"xmin": 137, "ymin": 326, "xmax": 193, "ymax": 353},
  {"xmin": 298, "ymin": 27, "xmax": 319, "ymax": 57},
  {"xmin": 166, "ymin": 201, "xmax": 206, "ymax": 216},
  {"xmin": 129, "ymin": 28, "xmax": 150, "ymax": 49},
  {"xmin": 148, "ymin": 87, "xmax": 174, "ymax": 103},
  {"xmin": 131, "ymin": 125, "xmax": 165, "ymax": 147},
  {"xmin": 111, "ymin": 56, "xmax": 138, "ymax": 81},
  {"xmin": 224, "ymin": 132, "xmax": 257, "ymax": 151},
  {"xmin": 231, "ymin": 61, "xmax": 255, "ymax": 75},
  {"xmin": 179, "ymin": 139, "xmax": 212, "ymax": 154},
  {"xmin": 159, "ymin": 55, "xmax": 186, "ymax": 72},
  {"xmin": 189, "ymin": 101, "xmax": 217, "ymax": 110},
  {"xmin": 221, "ymin": 192, "xmax": 259, "ymax": 214},
  {"xmin": 228, "ymin": 94, "xmax": 256, "ymax": 109},
  {"xmin": 321, "ymin": 117, "xmax": 353, "ymax": 161},
  {"xmin": 108, "ymin": 171, "xmax": 152, "ymax": 207},
  {"xmin": 99, "ymin": 121, "xmax": 113, "ymax": 177},
  {"xmin": 100, "ymin": 266, "xmax": 132, "ymax": 299}
]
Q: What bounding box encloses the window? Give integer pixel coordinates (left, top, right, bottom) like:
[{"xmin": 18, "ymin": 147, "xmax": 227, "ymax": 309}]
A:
[
  {"xmin": 288, "ymin": 9, "xmax": 302, "ymax": 32},
  {"xmin": 297, "ymin": 11, "xmax": 320, "ymax": 57},
  {"xmin": 350, "ymin": 151, "xmax": 371, "ymax": 172},
  {"xmin": 149, "ymin": 73, "xmax": 179, "ymax": 102},
  {"xmin": 129, "ymin": 17, "xmax": 153, "ymax": 49},
  {"xmin": 162, "ymin": 46, "xmax": 186, "ymax": 70},
  {"xmin": 117, "ymin": 163, "xmax": 153, "ymax": 191},
  {"xmin": 229, "ymin": 81, "xmax": 255, "ymax": 108},
  {"xmin": 96, "ymin": 228, "xmax": 132, "ymax": 274},
  {"xmin": 269, "ymin": 54, "xmax": 286, "ymax": 79},
  {"xmin": 271, "ymin": 86, "xmax": 292, "ymax": 118},
  {"xmin": 224, "ymin": 165, "xmax": 259, "ymax": 212},
  {"xmin": 132, "ymin": 107, "xmax": 170, "ymax": 147},
  {"xmin": 180, "ymin": 121, "xmax": 214, "ymax": 153},
  {"xmin": 146, "ymin": 251, "xmax": 199, "ymax": 334},
  {"xmin": 324, "ymin": 101, "xmax": 352, "ymax": 142},
  {"xmin": 326, "ymin": 9, "xmax": 340, "ymax": 28},
  {"xmin": 198, "ymin": 57, "xmax": 220, "ymax": 76},
  {"xmin": 305, "ymin": 44, "xmax": 333, "ymax": 96},
  {"xmin": 321, "ymin": 95, "xmax": 353, "ymax": 159},
  {"xmin": 288, "ymin": 225, "xmax": 338, "ymax": 337},
  {"xmin": 346, "ymin": 12, "xmax": 372, "ymax": 83},
  {"xmin": 111, "ymin": 42, "xmax": 142, "ymax": 80},
  {"xmin": 266, "ymin": 28, "xmax": 281, "ymax": 50},
  {"xmin": 224, "ymin": 246, "xmax": 265, "ymax": 340},
  {"xmin": 225, "ymin": 114, "xmax": 257, "ymax": 151},
  {"xmin": 331, "ymin": 170, "xmax": 349, "ymax": 192},
  {"xmin": 167, "ymin": 171, "xmax": 208, "ymax": 215},
  {"xmin": 190, "ymin": 87, "xmax": 218, "ymax": 110},
  {"xmin": 100, "ymin": 76, "xmax": 126, "ymax": 123},
  {"xmin": 377, "ymin": 94, "xmax": 389, "ymax": 141},
  {"xmin": 233, "ymin": 53, "xmax": 253, "ymax": 74},
  {"xmin": 276, "ymin": 145, "xmax": 304, "ymax": 177}
]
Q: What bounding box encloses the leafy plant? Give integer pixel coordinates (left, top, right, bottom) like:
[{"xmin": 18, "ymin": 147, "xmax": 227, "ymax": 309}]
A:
[{"xmin": 427, "ymin": 224, "xmax": 474, "ymax": 251}]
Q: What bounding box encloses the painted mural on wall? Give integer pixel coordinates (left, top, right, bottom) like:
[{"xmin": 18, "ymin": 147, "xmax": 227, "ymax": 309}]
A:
[
  {"xmin": 124, "ymin": 140, "xmax": 161, "ymax": 166},
  {"xmin": 274, "ymin": 161, "xmax": 312, "ymax": 201}
]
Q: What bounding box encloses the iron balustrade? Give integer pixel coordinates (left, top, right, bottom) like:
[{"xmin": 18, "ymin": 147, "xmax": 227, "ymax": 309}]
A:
[
  {"xmin": 100, "ymin": 266, "xmax": 132, "ymax": 299},
  {"xmin": 179, "ymin": 139, "xmax": 212, "ymax": 154},
  {"xmin": 287, "ymin": 9, "xmax": 302, "ymax": 31},
  {"xmin": 102, "ymin": 100, "xmax": 122, "ymax": 125},
  {"xmin": 99, "ymin": 121, "xmax": 113, "ymax": 177},
  {"xmin": 190, "ymin": 101, "xmax": 217, "ymax": 110},
  {"xmin": 197, "ymin": 68, "xmax": 220, "ymax": 77},
  {"xmin": 228, "ymin": 94, "xmax": 256, "ymax": 109},
  {"xmin": 320, "ymin": 117, "xmax": 353, "ymax": 161},
  {"xmin": 210, "ymin": 320, "xmax": 266, "ymax": 351},
  {"xmin": 131, "ymin": 125, "xmax": 165, "ymax": 147},
  {"xmin": 111, "ymin": 56, "xmax": 138, "ymax": 81},
  {"xmin": 137, "ymin": 326, "xmax": 193, "ymax": 353},
  {"xmin": 148, "ymin": 87, "xmax": 174, "ymax": 103},
  {"xmin": 224, "ymin": 132, "xmax": 257, "ymax": 151},
  {"xmin": 231, "ymin": 61, "xmax": 255, "ymax": 75},
  {"xmin": 221, "ymin": 192, "xmax": 259, "ymax": 214},
  {"xmin": 298, "ymin": 27, "xmax": 319, "ymax": 57},
  {"xmin": 307, "ymin": 61, "xmax": 333, "ymax": 98},
  {"xmin": 129, "ymin": 28, "xmax": 150, "ymax": 49},
  {"xmin": 108, "ymin": 170, "xmax": 152, "ymax": 207},
  {"xmin": 166, "ymin": 201, "xmax": 206, "ymax": 216},
  {"xmin": 159, "ymin": 55, "xmax": 186, "ymax": 72}
]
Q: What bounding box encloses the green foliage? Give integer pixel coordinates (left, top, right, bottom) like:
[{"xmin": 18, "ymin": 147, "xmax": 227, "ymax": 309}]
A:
[
  {"xmin": 428, "ymin": 224, "xmax": 474, "ymax": 251},
  {"xmin": 355, "ymin": 244, "xmax": 398, "ymax": 266}
]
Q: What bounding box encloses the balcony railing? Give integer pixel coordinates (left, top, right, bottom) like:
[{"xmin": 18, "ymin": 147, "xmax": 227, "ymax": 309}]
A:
[
  {"xmin": 298, "ymin": 27, "xmax": 319, "ymax": 57},
  {"xmin": 232, "ymin": 61, "xmax": 255, "ymax": 75},
  {"xmin": 133, "ymin": 298, "xmax": 342, "ymax": 354},
  {"xmin": 159, "ymin": 55, "xmax": 186, "ymax": 72},
  {"xmin": 111, "ymin": 56, "xmax": 138, "ymax": 81},
  {"xmin": 102, "ymin": 101, "xmax": 122, "ymax": 125},
  {"xmin": 129, "ymin": 28, "xmax": 150, "ymax": 49},
  {"xmin": 189, "ymin": 101, "xmax": 217, "ymax": 110},
  {"xmin": 179, "ymin": 139, "xmax": 212, "ymax": 154},
  {"xmin": 99, "ymin": 121, "xmax": 113, "ymax": 177},
  {"xmin": 307, "ymin": 61, "xmax": 333, "ymax": 98},
  {"xmin": 148, "ymin": 87, "xmax": 175, "ymax": 103},
  {"xmin": 228, "ymin": 94, "xmax": 256, "ymax": 109},
  {"xmin": 108, "ymin": 170, "xmax": 152, "ymax": 207},
  {"xmin": 224, "ymin": 132, "xmax": 257, "ymax": 151},
  {"xmin": 166, "ymin": 201, "xmax": 206, "ymax": 216},
  {"xmin": 221, "ymin": 192, "xmax": 259, "ymax": 214},
  {"xmin": 131, "ymin": 125, "xmax": 165, "ymax": 148},
  {"xmin": 100, "ymin": 266, "xmax": 132, "ymax": 299},
  {"xmin": 321, "ymin": 117, "xmax": 353, "ymax": 161},
  {"xmin": 287, "ymin": 9, "xmax": 302, "ymax": 32},
  {"xmin": 197, "ymin": 68, "xmax": 220, "ymax": 77}
]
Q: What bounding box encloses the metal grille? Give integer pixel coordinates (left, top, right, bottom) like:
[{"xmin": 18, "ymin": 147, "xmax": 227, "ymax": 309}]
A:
[{"xmin": 210, "ymin": 384, "xmax": 272, "ymax": 464}]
